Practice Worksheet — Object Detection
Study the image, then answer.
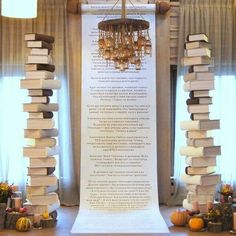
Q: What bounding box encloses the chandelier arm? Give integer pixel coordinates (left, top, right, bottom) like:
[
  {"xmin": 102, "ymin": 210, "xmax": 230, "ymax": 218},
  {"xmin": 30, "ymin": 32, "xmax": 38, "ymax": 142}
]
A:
[
  {"xmin": 101, "ymin": 0, "xmax": 121, "ymax": 22},
  {"xmin": 127, "ymin": 0, "xmax": 145, "ymax": 20}
]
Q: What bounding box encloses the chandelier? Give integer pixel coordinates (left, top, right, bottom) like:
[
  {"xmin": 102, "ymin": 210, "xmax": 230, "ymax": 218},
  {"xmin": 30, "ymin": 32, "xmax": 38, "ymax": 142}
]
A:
[{"xmin": 98, "ymin": 0, "xmax": 152, "ymax": 71}]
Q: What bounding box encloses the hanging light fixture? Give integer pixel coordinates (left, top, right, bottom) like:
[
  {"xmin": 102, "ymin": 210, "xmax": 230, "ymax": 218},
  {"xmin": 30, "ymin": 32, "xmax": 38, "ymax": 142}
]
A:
[
  {"xmin": 98, "ymin": 0, "xmax": 152, "ymax": 71},
  {"xmin": 1, "ymin": 0, "xmax": 37, "ymax": 18}
]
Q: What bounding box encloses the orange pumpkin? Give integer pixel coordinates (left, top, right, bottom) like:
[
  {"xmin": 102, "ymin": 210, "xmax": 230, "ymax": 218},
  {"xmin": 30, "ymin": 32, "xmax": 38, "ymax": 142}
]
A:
[
  {"xmin": 188, "ymin": 217, "xmax": 204, "ymax": 231},
  {"xmin": 170, "ymin": 209, "xmax": 188, "ymax": 226}
]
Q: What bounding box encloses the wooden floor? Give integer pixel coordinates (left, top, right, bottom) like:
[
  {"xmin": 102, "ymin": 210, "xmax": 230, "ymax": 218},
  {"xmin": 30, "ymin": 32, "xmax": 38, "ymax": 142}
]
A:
[{"xmin": 0, "ymin": 205, "xmax": 232, "ymax": 235}]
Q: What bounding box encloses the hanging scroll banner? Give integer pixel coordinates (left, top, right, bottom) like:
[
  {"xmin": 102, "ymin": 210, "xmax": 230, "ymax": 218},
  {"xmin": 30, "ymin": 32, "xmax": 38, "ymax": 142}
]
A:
[{"xmin": 71, "ymin": 3, "xmax": 169, "ymax": 234}]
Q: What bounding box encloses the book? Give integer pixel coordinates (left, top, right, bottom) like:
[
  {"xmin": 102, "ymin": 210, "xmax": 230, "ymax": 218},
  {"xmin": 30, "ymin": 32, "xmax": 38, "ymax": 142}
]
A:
[
  {"xmin": 24, "ymin": 129, "xmax": 58, "ymax": 138},
  {"xmin": 186, "ymin": 33, "xmax": 208, "ymax": 42},
  {"xmin": 26, "ymin": 138, "xmax": 57, "ymax": 147},
  {"xmin": 189, "ymin": 65, "xmax": 211, "ymax": 73},
  {"xmin": 28, "ymin": 175, "xmax": 58, "ymax": 186},
  {"xmin": 26, "ymin": 185, "xmax": 58, "ymax": 196},
  {"xmin": 27, "ymin": 167, "xmax": 56, "ymax": 176},
  {"xmin": 185, "ymin": 184, "xmax": 216, "ymax": 195},
  {"xmin": 183, "ymin": 198, "xmax": 207, "ymax": 213},
  {"xmin": 184, "ymin": 72, "xmax": 214, "ymax": 82},
  {"xmin": 187, "ymin": 137, "xmax": 214, "ymax": 147},
  {"xmin": 30, "ymin": 48, "xmax": 50, "ymax": 55},
  {"xmin": 25, "ymin": 64, "xmax": 55, "ymax": 72},
  {"xmin": 181, "ymin": 173, "xmax": 221, "ymax": 186},
  {"xmin": 23, "ymin": 103, "xmax": 58, "ymax": 112},
  {"xmin": 23, "ymin": 146, "xmax": 59, "ymax": 158},
  {"xmin": 29, "ymin": 157, "xmax": 57, "ymax": 168},
  {"xmin": 185, "ymin": 130, "xmax": 207, "ymax": 139},
  {"xmin": 28, "ymin": 111, "xmax": 53, "ymax": 119},
  {"xmin": 180, "ymin": 146, "xmax": 221, "ymax": 157},
  {"xmin": 189, "ymin": 90, "xmax": 210, "ymax": 98},
  {"xmin": 30, "ymin": 96, "xmax": 50, "ymax": 104},
  {"xmin": 187, "ymin": 192, "xmax": 215, "ymax": 204},
  {"xmin": 180, "ymin": 120, "xmax": 220, "ymax": 131},
  {"xmin": 27, "ymin": 55, "xmax": 52, "ymax": 64},
  {"xmin": 187, "ymin": 104, "xmax": 210, "ymax": 114},
  {"xmin": 28, "ymin": 89, "xmax": 53, "ymax": 97},
  {"xmin": 27, "ymin": 192, "xmax": 59, "ymax": 205},
  {"xmin": 182, "ymin": 56, "xmax": 212, "ymax": 66},
  {"xmin": 25, "ymin": 33, "xmax": 55, "ymax": 43},
  {"xmin": 184, "ymin": 47, "xmax": 211, "ymax": 57},
  {"xmin": 184, "ymin": 80, "xmax": 214, "ymax": 91},
  {"xmin": 190, "ymin": 113, "xmax": 210, "ymax": 120},
  {"xmin": 186, "ymin": 97, "xmax": 212, "ymax": 105},
  {"xmin": 27, "ymin": 41, "xmax": 52, "ymax": 50},
  {"xmin": 25, "ymin": 71, "xmax": 54, "ymax": 79},
  {"xmin": 21, "ymin": 79, "xmax": 61, "ymax": 90},
  {"xmin": 24, "ymin": 200, "xmax": 60, "ymax": 215},
  {"xmin": 185, "ymin": 166, "xmax": 216, "ymax": 175},
  {"xmin": 27, "ymin": 118, "xmax": 55, "ymax": 129},
  {"xmin": 185, "ymin": 156, "xmax": 217, "ymax": 167}
]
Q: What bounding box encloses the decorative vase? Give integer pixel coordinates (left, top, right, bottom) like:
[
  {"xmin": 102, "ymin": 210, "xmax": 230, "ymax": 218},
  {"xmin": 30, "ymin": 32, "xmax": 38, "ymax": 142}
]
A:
[{"xmin": 0, "ymin": 203, "xmax": 7, "ymax": 230}]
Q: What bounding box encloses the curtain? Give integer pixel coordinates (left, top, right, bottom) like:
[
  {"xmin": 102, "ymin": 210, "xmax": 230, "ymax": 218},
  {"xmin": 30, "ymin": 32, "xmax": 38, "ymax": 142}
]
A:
[
  {"xmin": 169, "ymin": 0, "xmax": 236, "ymax": 205},
  {"xmin": 0, "ymin": 0, "xmax": 79, "ymax": 205}
]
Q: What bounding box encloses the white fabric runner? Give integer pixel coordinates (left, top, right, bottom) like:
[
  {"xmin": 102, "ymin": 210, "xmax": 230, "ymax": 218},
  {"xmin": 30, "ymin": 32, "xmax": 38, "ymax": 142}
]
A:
[{"xmin": 71, "ymin": 4, "xmax": 169, "ymax": 234}]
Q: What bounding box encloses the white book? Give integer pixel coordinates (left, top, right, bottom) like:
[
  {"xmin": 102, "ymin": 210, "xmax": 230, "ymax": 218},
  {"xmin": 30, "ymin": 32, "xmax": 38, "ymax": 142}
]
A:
[
  {"xmin": 185, "ymin": 156, "xmax": 217, "ymax": 167},
  {"xmin": 186, "ymin": 184, "xmax": 216, "ymax": 195},
  {"xmin": 180, "ymin": 146, "xmax": 221, "ymax": 157},
  {"xmin": 180, "ymin": 120, "xmax": 220, "ymax": 131},
  {"xmin": 184, "ymin": 48, "xmax": 211, "ymax": 57},
  {"xmin": 184, "ymin": 80, "xmax": 214, "ymax": 91},
  {"xmin": 187, "ymin": 192, "xmax": 215, "ymax": 204},
  {"xmin": 24, "ymin": 200, "xmax": 60, "ymax": 215},
  {"xmin": 187, "ymin": 104, "xmax": 210, "ymax": 114},
  {"xmin": 25, "ymin": 71, "xmax": 54, "ymax": 79},
  {"xmin": 27, "ymin": 118, "xmax": 55, "ymax": 129},
  {"xmin": 21, "ymin": 79, "xmax": 61, "ymax": 90},
  {"xmin": 184, "ymin": 72, "xmax": 214, "ymax": 82},
  {"xmin": 181, "ymin": 173, "xmax": 221, "ymax": 186},
  {"xmin": 27, "ymin": 192, "xmax": 59, "ymax": 205},
  {"xmin": 26, "ymin": 138, "xmax": 56, "ymax": 148},
  {"xmin": 28, "ymin": 175, "xmax": 58, "ymax": 186},
  {"xmin": 23, "ymin": 103, "xmax": 58, "ymax": 112},
  {"xmin": 24, "ymin": 129, "xmax": 58, "ymax": 139},
  {"xmin": 23, "ymin": 146, "xmax": 59, "ymax": 158},
  {"xmin": 27, "ymin": 55, "xmax": 52, "ymax": 64},
  {"xmin": 187, "ymin": 33, "xmax": 208, "ymax": 42},
  {"xmin": 30, "ymin": 96, "xmax": 50, "ymax": 104},
  {"xmin": 26, "ymin": 185, "xmax": 58, "ymax": 196},
  {"xmin": 29, "ymin": 157, "xmax": 57, "ymax": 168},
  {"xmin": 186, "ymin": 137, "xmax": 214, "ymax": 147},
  {"xmin": 30, "ymin": 48, "xmax": 50, "ymax": 55},
  {"xmin": 185, "ymin": 130, "xmax": 208, "ymax": 139}
]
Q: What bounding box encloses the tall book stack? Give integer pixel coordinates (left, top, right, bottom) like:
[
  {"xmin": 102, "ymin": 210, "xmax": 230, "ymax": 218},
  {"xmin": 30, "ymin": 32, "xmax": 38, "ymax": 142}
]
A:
[
  {"xmin": 180, "ymin": 33, "xmax": 221, "ymax": 213},
  {"xmin": 20, "ymin": 33, "xmax": 61, "ymax": 215}
]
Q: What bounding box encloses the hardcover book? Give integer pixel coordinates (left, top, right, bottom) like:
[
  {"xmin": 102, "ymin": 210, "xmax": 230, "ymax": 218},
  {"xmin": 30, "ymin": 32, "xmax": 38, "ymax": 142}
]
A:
[
  {"xmin": 185, "ymin": 156, "xmax": 217, "ymax": 167},
  {"xmin": 180, "ymin": 146, "xmax": 221, "ymax": 157},
  {"xmin": 25, "ymin": 33, "xmax": 55, "ymax": 43}
]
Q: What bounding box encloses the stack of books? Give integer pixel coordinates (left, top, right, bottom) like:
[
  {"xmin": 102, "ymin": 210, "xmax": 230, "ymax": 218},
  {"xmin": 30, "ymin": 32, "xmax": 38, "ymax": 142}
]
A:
[
  {"xmin": 20, "ymin": 33, "xmax": 61, "ymax": 215},
  {"xmin": 180, "ymin": 33, "xmax": 221, "ymax": 213}
]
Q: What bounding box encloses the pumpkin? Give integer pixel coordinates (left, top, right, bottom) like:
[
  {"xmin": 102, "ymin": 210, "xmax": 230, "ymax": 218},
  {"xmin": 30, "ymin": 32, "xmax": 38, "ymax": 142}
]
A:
[
  {"xmin": 188, "ymin": 217, "xmax": 204, "ymax": 231},
  {"xmin": 16, "ymin": 217, "xmax": 32, "ymax": 232},
  {"xmin": 170, "ymin": 209, "xmax": 188, "ymax": 226}
]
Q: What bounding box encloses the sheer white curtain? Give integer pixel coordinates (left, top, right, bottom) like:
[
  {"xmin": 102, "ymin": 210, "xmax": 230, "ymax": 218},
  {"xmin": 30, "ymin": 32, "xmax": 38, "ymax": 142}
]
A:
[
  {"xmin": 169, "ymin": 0, "xmax": 236, "ymax": 205},
  {"xmin": 0, "ymin": 77, "xmax": 27, "ymax": 186}
]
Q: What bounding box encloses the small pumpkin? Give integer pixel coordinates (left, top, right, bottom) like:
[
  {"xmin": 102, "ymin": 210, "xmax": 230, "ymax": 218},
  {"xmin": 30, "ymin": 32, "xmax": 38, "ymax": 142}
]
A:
[
  {"xmin": 170, "ymin": 209, "xmax": 188, "ymax": 226},
  {"xmin": 16, "ymin": 217, "xmax": 32, "ymax": 232},
  {"xmin": 188, "ymin": 217, "xmax": 204, "ymax": 231}
]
